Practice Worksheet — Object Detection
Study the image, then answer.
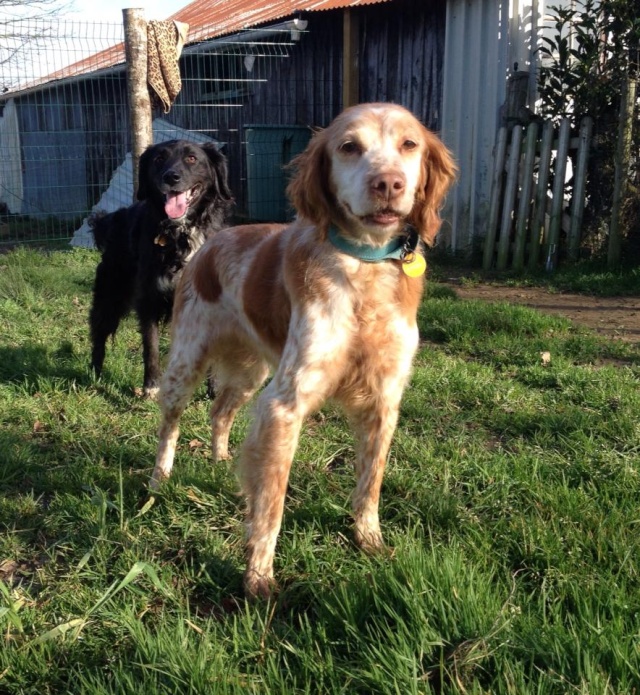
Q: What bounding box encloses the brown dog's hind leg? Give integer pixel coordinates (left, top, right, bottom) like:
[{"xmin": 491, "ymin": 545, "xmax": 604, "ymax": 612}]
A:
[
  {"xmin": 209, "ymin": 354, "xmax": 270, "ymax": 462},
  {"xmin": 150, "ymin": 338, "xmax": 213, "ymax": 489}
]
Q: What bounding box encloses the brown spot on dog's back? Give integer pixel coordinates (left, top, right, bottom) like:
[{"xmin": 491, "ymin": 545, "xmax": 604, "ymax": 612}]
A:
[
  {"xmin": 243, "ymin": 234, "xmax": 291, "ymax": 353},
  {"xmin": 232, "ymin": 224, "xmax": 286, "ymax": 252},
  {"xmin": 192, "ymin": 225, "xmax": 284, "ymax": 305},
  {"xmin": 193, "ymin": 243, "xmax": 222, "ymax": 303}
]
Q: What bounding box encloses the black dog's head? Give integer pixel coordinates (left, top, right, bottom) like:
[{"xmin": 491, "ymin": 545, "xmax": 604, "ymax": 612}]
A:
[{"xmin": 137, "ymin": 140, "xmax": 234, "ymax": 226}]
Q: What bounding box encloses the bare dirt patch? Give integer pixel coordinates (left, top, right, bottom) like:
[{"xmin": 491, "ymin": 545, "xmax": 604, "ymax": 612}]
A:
[{"xmin": 440, "ymin": 280, "xmax": 640, "ymax": 343}]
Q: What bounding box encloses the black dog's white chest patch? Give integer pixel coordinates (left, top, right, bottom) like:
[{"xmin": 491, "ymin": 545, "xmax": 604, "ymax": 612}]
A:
[{"xmin": 155, "ymin": 225, "xmax": 205, "ymax": 293}]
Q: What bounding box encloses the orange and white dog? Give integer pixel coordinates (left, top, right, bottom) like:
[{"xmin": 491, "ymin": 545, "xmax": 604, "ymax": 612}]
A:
[{"xmin": 150, "ymin": 103, "xmax": 457, "ymax": 598}]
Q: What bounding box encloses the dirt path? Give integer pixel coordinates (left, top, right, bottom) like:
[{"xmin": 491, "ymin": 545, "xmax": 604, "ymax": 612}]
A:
[{"xmin": 439, "ymin": 281, "xmax": 640, "ymax": 343}]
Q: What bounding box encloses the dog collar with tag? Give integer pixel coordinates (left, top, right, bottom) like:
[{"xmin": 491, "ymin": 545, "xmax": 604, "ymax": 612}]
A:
[{"xmin": 328, "ymin": 224, "xmax": 426, "ymax": 277}]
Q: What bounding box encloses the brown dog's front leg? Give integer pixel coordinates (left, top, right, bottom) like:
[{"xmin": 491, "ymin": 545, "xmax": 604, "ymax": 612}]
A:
[
  {"xmin": 348, "ymin": 396, "xmax": 403, "ymax": 552},
  {"xmin": 239, "ymin": 393, "xmax": 304, "ymax": 600}
]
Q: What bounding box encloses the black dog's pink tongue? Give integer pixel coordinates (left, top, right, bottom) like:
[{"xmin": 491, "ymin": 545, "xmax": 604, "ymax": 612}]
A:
[{"xmin": 165, "ymin": 191, "xmax": 188, "ymax": 219}]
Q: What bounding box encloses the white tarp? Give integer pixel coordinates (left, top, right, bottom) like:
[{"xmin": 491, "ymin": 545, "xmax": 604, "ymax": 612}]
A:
[
  {"xmin": 70, "ymin": 120, "xmax": 217, "ymax": 248},
  {"xmin": 0, "ymin": 99, "xmax": 24, "ymax": 214}
]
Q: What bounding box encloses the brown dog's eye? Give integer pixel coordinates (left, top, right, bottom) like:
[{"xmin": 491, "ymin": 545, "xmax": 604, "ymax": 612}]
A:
[
  {"xmin": 402, "ymin": 140, "xmax": 418, "ymax": 151},
  {"xmin": 339, "ymin": 141, "xmax": 360, "ymax": 155}
]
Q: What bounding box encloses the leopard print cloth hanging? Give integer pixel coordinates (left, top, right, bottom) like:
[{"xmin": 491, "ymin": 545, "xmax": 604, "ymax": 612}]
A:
[{"xmin": 147, "ymin": 20, "xmax": 189, "ymax": 113}]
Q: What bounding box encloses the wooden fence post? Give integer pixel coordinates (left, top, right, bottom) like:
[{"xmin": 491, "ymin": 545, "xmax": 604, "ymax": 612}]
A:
[
  {"xmin": 513, "ymin": 121, "xmax": 539, "ymax": 271},
  {"xmin": 608, "ymin": 77, "xmax": 637, "ymax": 269},
  {"xmin": 496, "ymin": 125, "xmax": 522, "ymax": 270},
  {"xmin": 528, "ymin": 121, "xmax": 554, "ymax": 271},
  {"xmin": 567, "ymin": 116, "xmax": 593, "ymax": 262},
  {"xmin": 545, "ymin": 118, "xmax": 570, "ymax": 271},
  {"xmin": 483, "ymin": 126, "xmax": 508, "ymax": 270},
  {"xmin": 123, "ymin": 8, "xmax": 153, "ymax": 201}
]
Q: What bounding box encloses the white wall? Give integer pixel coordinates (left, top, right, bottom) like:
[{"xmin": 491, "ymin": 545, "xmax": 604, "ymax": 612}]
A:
[{"xmin": 0, "ymin": 99, "xmax": 24, "ymax": 214}]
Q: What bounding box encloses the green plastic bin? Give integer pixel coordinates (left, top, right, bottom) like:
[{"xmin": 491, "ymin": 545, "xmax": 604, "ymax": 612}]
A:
[{"xmin": 245, "ymin": 125, "xmax": 311, "ymax": 222}]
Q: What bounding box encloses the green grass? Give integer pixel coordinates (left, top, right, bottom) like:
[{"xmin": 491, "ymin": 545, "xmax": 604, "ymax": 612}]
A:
[
  {"xmin": 429, "ymin": 256, "xmax": 640, "ymax": 296},
  {"xmin": 1, "ymin": 246, "xmax": 639, "ymax": 694}
]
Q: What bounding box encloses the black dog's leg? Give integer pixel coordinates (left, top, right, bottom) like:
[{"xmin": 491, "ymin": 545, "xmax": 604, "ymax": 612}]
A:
[
  {"xmin": 139, "ymin": 316, "xmax": 161, "ymax": 398},
  {"xmin": 89, "ymin": 259, "xmax": 133, "ymax": 376}
]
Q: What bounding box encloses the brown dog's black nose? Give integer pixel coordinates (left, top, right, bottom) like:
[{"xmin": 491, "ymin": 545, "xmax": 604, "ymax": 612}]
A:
[{"xmin": 370, "ymin": 172, "xmax": 406, "ymax": 201}]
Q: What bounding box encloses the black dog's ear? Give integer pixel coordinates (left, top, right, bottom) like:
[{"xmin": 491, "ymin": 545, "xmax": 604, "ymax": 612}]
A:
[
  {"xmin": 136, "ymin": 144, "xmax": 156, "ymax": 201},
  {"xmin": 202, "ymin": 142, "xmax": 234, "ymax": 202}
]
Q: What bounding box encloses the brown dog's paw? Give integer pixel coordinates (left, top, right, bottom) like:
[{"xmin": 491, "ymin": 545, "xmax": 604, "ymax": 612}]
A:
[
  {"xmin": 243, "ymin": 570, "xmax": 277, "ymax": 601},
  {"xmin": 148, "ymin": 470, "xmax": 168, "ymax": 491},
  {"xmin": 353, "ymin": 526, "xmax": 385, "ymax": 553}
]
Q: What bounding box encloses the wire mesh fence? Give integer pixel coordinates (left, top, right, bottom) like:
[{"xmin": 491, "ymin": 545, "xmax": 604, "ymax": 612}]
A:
[
  {"xmin": 0, "ymin": 18, "xmax": 126, "ymax": 245},
  {"xmin": 0, "ymin": 15, "xmax": 338, "ymax": 247}
]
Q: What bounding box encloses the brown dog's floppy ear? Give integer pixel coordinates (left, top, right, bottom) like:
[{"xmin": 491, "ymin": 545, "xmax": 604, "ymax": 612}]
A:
[
  {"xmin": 409, "ymin": 129, "xmax": 458, "ymax": 246},
  {"xmin": 286, "ymin": 127, "xmax": 333, "ymax": 233}
]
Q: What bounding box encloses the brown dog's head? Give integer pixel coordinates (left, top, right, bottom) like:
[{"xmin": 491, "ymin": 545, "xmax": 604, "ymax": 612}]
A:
[{"xmin": 287, "ymin": 103, "xmax": 457, "ymax": 246}]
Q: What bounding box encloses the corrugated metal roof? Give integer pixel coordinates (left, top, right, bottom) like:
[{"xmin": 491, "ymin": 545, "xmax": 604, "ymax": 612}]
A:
[
  {"xmin": 17, "ymin": 0, "xmax": 391, "ymax": 90},
  {"xmin": 169, "ymin": 0, "xmax": 390, "ymax": 43}
]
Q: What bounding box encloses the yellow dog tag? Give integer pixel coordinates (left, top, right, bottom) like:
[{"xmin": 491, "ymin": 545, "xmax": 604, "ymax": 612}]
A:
[{"xmin": 402, "ymin": 252, "xmax": 426, "ymax": 277}]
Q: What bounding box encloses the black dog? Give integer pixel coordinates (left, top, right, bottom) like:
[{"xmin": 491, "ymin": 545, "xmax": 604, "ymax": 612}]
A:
[{"xmin": 89, "ymin": 139, "xmax": 233, "ymax": 397}]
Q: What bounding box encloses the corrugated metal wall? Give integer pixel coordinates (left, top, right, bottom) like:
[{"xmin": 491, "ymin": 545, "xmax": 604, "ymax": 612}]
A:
[{"xmin": 441, "ymin": 0, "xmax": 542, "ymax": 254}]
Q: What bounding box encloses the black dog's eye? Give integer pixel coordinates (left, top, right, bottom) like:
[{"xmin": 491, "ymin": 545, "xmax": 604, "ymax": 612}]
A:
[
  {"xmin": 185, "ymin": 154, "xmax": 197, "ymax": 164},
  {"xmin": 154, "ymin": 153, "xmax": 167, "ymax": 165},
  {"xmin": 339, "ymin": 141, "xmax": 360, "ymax": 155}
]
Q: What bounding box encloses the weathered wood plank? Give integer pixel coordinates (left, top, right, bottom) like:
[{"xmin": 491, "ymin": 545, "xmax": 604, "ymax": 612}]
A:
[
  {"xmin": 567, "ymin": 116, "xmax": 593, "ymax": 261},
  {"xmin": 497, "ymin": 125, "xmax": 522, "ymax": 270},
  {"xmin": 513, "ymin": 121, "xmax": 539, "ymax": 271},
  {"xmin": 528, "ymin": 120, "xmax": 554, "ymax": 271},
  {"xmin": 483, "ymin": 125, "xmax": 508, "ymax": 270},
  {"xmin": 545, "ymin": 118, "xmax": 570, "ymax": 271}
]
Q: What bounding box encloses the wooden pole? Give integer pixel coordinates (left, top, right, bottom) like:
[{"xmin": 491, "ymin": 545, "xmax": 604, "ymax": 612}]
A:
[
  {"xmin": 528, "ymin": 121, "xmax": 554, "ymax": 271},
  {"xmin": 513, "ymin": 121, "xmax": 539, "ymax": 271},
  {"xmin": 483, "ymin": 126, "xmax": 508, "ymax": 270},
  {"xmin": 342, "ymin": 9, "xmax": 359, "ymax": 108},
  {"xmin": 496, "ymin": 125, "xmax": 523, "ymax": 270},
  {"xmin": 567, "ymin": 116, "xmax": 593, "ymax": 262},
  {"xmin": 123, "ymin": 8, "xmax": 153, "ymax": 201},
  {"xmin": 545, "ymin": 118, "xmax": 570, "ymax": 272},
  {"xmin": 608, "ymin": 77, "xmax": 636, "ymax": 269}
]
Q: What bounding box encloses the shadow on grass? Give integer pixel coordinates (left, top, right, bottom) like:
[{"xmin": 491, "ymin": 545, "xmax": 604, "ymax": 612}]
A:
[
  {"xmin": 0, "ymin": 342, "xmax": 91, "ymax": 390},
  {"xmin": 0, "ymin": 340, "xmax": 162, "ymax": 412},
  {"xmin": 0, "ymin": 425, "xmax": 152, "ymax": 498}
]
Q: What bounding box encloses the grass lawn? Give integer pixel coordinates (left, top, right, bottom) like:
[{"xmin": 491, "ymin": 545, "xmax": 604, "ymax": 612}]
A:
[{"xmin": 1, "ymin": 246, "xmax": 639, "ymax": 694}]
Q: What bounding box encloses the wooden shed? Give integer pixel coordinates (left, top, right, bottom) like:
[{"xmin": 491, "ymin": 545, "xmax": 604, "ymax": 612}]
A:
[{"xmin": 0, "ymin": 0, "xmax": 549, "ymax": 252}]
